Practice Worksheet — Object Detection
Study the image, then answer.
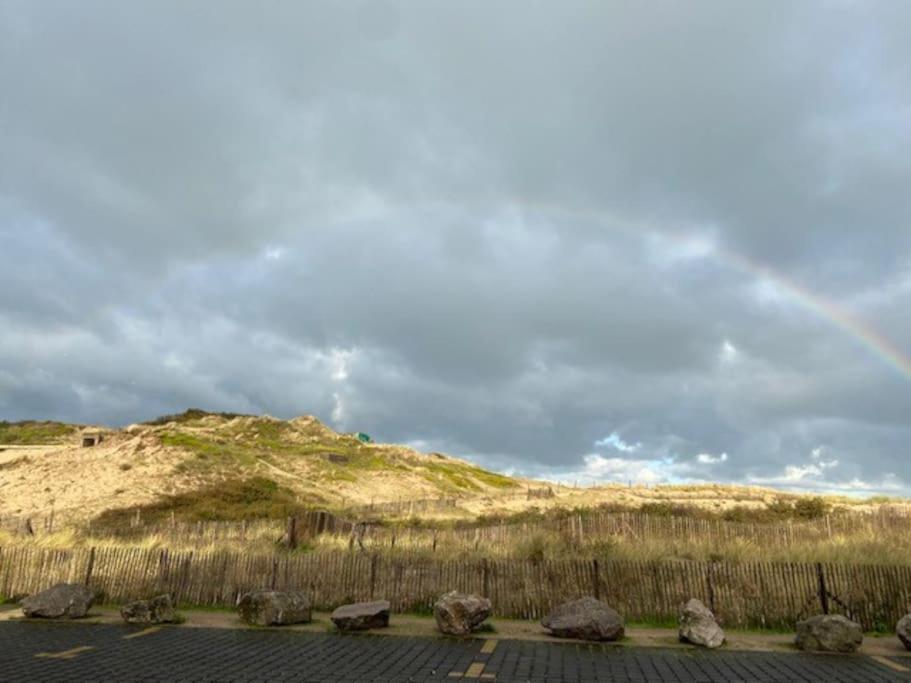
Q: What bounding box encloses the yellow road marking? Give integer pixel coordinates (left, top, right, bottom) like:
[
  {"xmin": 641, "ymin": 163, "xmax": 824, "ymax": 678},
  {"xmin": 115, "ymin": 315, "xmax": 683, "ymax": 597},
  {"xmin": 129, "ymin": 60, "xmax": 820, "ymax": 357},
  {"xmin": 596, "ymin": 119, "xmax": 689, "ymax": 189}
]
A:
[
  {"xmin": 464, "ymin": 662, "xmax": 486, "ymax": 678},
  {"xmin": 480, "ymin": 639, "xmax": 497, "ymax": 654},
  {"xmin": 449, "ymin": 663, "xmax": 491, "ymax": 679},
  {"xmin": 870, "ymin": 655, "xmax": 910, "ymax": 673},
  {"xmin": 123, "ymin": 626, "xmax": 162, "ymax": 639},
  {"xmin": 35, "ymin": 645, "xmax": 95, "ymax": 660}
]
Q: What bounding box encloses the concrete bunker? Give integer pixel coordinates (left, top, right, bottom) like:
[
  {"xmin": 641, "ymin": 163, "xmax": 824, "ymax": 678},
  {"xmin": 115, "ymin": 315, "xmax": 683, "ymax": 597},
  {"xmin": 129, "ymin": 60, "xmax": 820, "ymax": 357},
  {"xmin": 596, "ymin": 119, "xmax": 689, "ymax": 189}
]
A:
[{"xmin": 82, "ymin": 432, "xmax": 104, "ymax": 448}]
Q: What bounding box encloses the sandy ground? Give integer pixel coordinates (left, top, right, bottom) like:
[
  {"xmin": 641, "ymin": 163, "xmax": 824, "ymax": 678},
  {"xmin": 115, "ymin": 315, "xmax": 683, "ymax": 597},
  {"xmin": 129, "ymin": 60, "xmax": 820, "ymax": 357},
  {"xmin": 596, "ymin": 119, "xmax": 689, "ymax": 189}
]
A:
[
  {"xmin": 0, "ymin": 438, "xmax": 179, "ymax": 521},
  {"xmin": 1, "ymin": 604, "xmax": 908, "ymax": 658}
]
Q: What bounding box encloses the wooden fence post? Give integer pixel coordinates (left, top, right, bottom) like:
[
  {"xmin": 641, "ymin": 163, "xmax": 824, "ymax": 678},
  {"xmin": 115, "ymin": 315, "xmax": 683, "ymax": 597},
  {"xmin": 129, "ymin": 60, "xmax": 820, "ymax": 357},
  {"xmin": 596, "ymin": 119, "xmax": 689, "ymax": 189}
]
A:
[
  {"xmin": 158, "ymin": 549, "xmax": 169, "ymax": 594},
  {"xmin": 369, "ymin": 554, "xmax": 378, "ymax": 600},
  {"xmin": 816, "ymin": 563, "xmax": 829, "ymax": 615},
  {"xmin": 270, "ymin": 557, "xmax": 279, "ymax": 590},
  {"xmin": 481, "ymin": 558, "xmax": 490, "ymax": 598},
  {"xmin": 176, "ymin": 552, "xmax": 193, "ymax": 606},
  {"xmin": 706, "ymin": 560, "xmax": 716, "ymax": 614},
  {"xmin": 591, "ymin": 559, "xmax": 601, "ymax": 600},
  {"xmin": 83, "ymin": 547, "xmax": 96, "ymax": 587},
  {"xmin": 286, "ymin": 516, "xmax": 298, "ymax": 550}
]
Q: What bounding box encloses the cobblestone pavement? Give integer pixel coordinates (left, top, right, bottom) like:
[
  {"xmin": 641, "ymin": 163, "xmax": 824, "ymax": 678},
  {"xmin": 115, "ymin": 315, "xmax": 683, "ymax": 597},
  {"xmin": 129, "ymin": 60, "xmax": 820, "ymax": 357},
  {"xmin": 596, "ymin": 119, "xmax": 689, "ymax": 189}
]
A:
[{"xmin": 0, "ymin": 622, "xmax": 909, "ymax": 682}]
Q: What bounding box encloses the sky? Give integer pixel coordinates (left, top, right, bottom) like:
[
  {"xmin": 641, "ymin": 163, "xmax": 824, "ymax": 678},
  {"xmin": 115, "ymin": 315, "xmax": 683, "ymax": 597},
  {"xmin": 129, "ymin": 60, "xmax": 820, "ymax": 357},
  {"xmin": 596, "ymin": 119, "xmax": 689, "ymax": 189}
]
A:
[{"xmin": 2, "ymin": 1, "xmax": 910, "ymax": 495}]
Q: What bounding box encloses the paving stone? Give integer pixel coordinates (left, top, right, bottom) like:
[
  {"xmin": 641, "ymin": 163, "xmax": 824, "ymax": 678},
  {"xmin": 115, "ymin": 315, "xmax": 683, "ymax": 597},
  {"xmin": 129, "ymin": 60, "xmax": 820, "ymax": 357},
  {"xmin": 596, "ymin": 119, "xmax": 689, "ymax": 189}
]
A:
[{"xmin": 0, "ymin": 621, "xmax": 909, "ymax": 682}]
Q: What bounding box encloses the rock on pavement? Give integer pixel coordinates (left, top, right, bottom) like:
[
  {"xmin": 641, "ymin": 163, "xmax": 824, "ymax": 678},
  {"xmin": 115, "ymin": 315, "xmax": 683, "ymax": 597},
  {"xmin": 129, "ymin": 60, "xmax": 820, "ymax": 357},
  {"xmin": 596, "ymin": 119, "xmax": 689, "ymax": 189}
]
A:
[
  {"xmin": 898, "ymin": 613, "xmax": 911, "ymax": 651},
  {"xmin": 541, "ymin": 597, "xmax": 625, "ymax": 642},
  {"xmin": 434, "ymin": 591, "xmax": 492, "ymax": 635},
  {"xmin": 679, "ymin": 598, "xmax": 725, "ymax": 649},
  {"xmin": 237, "ymin": 590, "xmax": 312, "ymax": 626},
  {"xmin": 795, "ymin": 614, "xmax": 863, "ymax": 653},
  {"xmin": 120, "ymin": 594, "xmax": 177, "ymax": 624},
  {"xmin": 21, "ymin": 583, "xmax": 95, "ymax": 619},
  {"xmin": 331, "ymin": 600, "xmax": 391, "ymax": 631}
]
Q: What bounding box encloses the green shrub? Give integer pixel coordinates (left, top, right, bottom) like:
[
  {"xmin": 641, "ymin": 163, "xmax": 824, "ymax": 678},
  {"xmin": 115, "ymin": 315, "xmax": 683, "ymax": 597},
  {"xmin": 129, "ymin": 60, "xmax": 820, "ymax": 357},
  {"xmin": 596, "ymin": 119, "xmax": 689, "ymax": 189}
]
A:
[
  {"xmin": 0, "ymin": 420, "xmax": 78, "ymax": 444},
  {"xmin": 142, "ymin": 408, "xmax": 251, "ymax": 426},
  {"xmin": 93, "ymin": 477, "xmax": 304, "ymax": 528},
  {"xmin": 765, "ymin": 499, "xmax": 796, "ymax": 519},
  {"xmin": 793, "ymin": 497, "xmax": 829, "ymax": 520},
  {"xmin": 516, "ymin": 533, "xmax": 564, "ymax": 563}
]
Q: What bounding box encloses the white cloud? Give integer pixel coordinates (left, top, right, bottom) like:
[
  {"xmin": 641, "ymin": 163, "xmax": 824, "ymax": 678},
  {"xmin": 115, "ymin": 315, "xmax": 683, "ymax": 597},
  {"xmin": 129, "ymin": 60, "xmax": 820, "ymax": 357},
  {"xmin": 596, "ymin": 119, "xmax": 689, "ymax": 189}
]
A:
[
  {"xmin": 331, "ymin": 391, "xmax": 345, "ymax": 426},
  {"xmin": 782, "ymin": 464, "xmax": 823, "ymax": 482},
  {"xmin": 580, "ymin": 454, "xmax": 665, "ymax": 484},
  {"xmin": 776, "ymin": 447, "xmax": 840, "ymax": 482},
  {"xmin": 696, "ymin": 452, "xmax": 728, "ymax": 465},
  {"xmin": 720, "ymin": 340, "xmax": 739, "ymax": 364},
  {"xmin": 749, "ymin": 468, "xmax": 904, "ymax": 496},
  {"xmin": 329, "ymin": 348, "xmax": 354, "ymax": 382},
  {"xmin": 263, "ymin": 246, "xmax": 286, "ymax": 261},
  {"xmin": 746, "ymin": 444, "xmax": 888, "ymax": 494},
  {"xmin": 595, "ymin": 432, "xmax": 642, "ymax": 453}
]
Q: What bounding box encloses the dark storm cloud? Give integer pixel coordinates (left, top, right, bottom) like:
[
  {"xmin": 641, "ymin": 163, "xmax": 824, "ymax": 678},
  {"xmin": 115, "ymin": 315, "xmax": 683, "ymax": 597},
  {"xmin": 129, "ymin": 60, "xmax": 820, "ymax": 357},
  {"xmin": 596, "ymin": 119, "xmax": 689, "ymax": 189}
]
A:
[{"xmin": 2, "ymin": 0, "xmax": 910, "ymax": 493}]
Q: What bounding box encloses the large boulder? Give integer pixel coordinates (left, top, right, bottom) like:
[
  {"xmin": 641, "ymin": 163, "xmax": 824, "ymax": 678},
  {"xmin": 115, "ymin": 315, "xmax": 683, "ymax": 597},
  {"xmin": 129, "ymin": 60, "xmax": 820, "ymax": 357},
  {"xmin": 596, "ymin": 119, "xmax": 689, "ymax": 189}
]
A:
[
  {"xmin": 795, "ymin": 614, "xmax": 863, "ymax": 653},
  {"xmin": 21, "ymin": 583, "xmax": 95, "ymax": 619},
  {"xmin": 898, "ymin": 614, "xmax": 911, "ymax": 651},
  {"xmin": 541, "ymin": 597, "xmax": 624, "ymax": 642},
  {"xmin": 120, "ymin": 594, "xmax": 177, "ymax": 625},
  {"xmin": 331, "ymin": 600, "xmax": 391, "ymax": 631},
  {"xmin": 434, "ymin": 592, "xmax": 492, "ymax": 635},
  {"xmin": 679, "ymin": 599, "xmax": 725, "ymax": 649},
  {"xmin": 237, "ymin": 590, "xmax": 312, "ymax": 626}
]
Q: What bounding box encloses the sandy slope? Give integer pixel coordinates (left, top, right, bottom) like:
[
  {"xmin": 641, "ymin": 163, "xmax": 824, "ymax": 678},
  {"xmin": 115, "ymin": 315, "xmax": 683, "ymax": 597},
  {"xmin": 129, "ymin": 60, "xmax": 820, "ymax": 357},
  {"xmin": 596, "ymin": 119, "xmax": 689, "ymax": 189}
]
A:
[{"xmin": 0, "ymin": 414, "xmax": 528, "ymax": 522}]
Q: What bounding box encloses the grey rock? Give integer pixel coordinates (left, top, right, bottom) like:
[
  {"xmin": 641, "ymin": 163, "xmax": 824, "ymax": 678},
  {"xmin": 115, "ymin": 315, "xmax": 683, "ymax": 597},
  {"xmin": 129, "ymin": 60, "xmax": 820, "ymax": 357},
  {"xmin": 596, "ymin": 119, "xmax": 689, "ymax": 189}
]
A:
[
  {"xmin": 541, "ymin": 597, "xmax": 624, "ymax": 642},
  {"xmin": 795, "ymin": 614, "xmax": 863, "ymax": 653},
  {"xmin": 434, "ymin": 591, "xmax": 492, "ymax": 635},
  {"xmin": 21, "ymin": 583, "xmax": 95, "ymax": 619},
  {"xmin": 898, "ymin": 614, "xmax": 911, "ymax": 651},
  {"xmin": 331, "ymin": 600, "xmax": 391, "ymax": 631},
  {"xmin": 120, "ymin": 594, "xmax": 177, "ymax": 624},
  {"xmin": 237, "ymin": 590, "xmax": 311, "ymax": 626},
  {"xmin": 679, "ymin": 599, "xmax": 725, "ymax": 648}
]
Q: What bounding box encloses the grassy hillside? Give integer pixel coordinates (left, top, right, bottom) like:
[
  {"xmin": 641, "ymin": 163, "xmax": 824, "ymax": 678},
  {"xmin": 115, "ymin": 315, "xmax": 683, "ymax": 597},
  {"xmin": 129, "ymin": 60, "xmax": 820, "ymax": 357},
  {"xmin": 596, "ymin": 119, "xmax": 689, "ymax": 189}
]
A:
[
  {"xmin": 153, "ymin": 411, "xmax": 516, "ymax": 494},
  {"xmin": 0, "ymin": 420, "xmax": 80, "ymax": 445}
]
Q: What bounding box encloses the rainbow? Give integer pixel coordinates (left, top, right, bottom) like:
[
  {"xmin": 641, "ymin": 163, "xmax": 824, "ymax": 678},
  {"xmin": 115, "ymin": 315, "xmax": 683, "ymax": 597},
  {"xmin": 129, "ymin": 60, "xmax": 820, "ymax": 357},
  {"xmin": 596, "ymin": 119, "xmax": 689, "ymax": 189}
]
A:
[
  {"xmin": 415, "ymin": 198, "xmax": 911, "ymax": 380},
  {"xmin": 719, "ymin": 248, "xmax": 911, "ymax": 381}
]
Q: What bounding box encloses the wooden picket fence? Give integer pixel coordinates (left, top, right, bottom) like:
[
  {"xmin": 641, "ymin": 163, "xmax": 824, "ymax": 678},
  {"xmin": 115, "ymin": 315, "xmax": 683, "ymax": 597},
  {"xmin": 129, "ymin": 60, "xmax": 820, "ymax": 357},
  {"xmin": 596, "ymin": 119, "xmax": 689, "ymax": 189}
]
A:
[{"xmin": 1, "ymin": 545, "xmax": 909, "ymax": 631}]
